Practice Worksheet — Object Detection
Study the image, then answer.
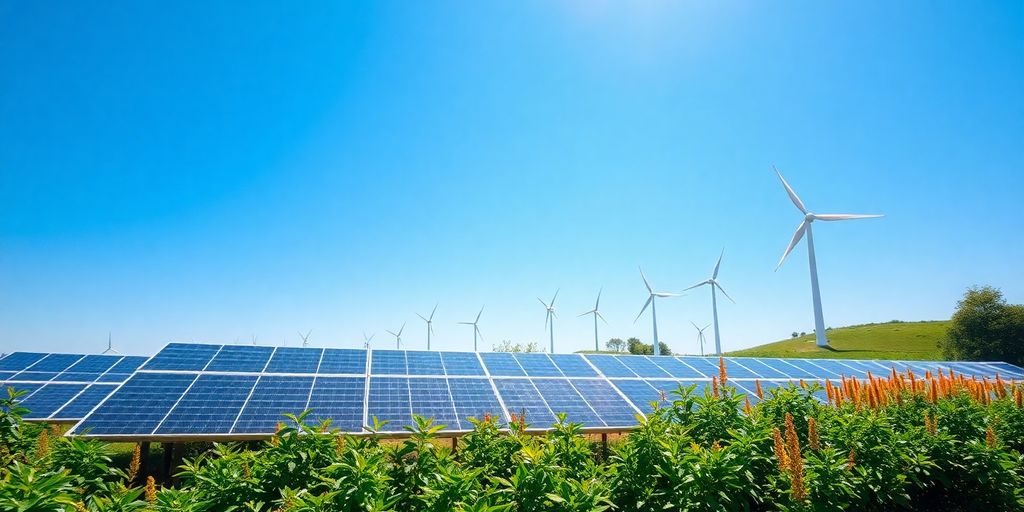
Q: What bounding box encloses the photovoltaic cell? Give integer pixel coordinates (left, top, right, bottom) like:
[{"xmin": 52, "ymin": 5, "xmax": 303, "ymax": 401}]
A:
[
  {"xmin": 584, "ymin": 355, "xmax": 637, "ymax": 377},
  {"xmin": 51, "ymin": 384, "xmax": 117, "ymax": 420},
  {"xmin": 370, "ymin": 350, "xmax": 408, "ymax": 375},
  {"xmin": 157, "ymin": 374, "xmax": 258, "ymax": 434},
  {"xmin": 480, "ymin": 352, "xmax": 525, "ymax": 377},
  {"xmin": 73, "ymin": 373, "xmax": 197, "ymax": 435},
  {"xmin": 610, "ymin": 380, "xmax": 658, "ymax": 414},
  {"xmin": 20, "ymin": 384, "xmax": 88, "ymax": 419},
  {"xmin": 2, "ymin": 382, "xmax": 43, "ymax": 398},
  {"xmin": 493, "ymin": 379, "xmax": 556, "ymax": 428},
  {"xmin": 407, "ymin": 352, "xmax": 445, "ymax": 375},
  {"xmin": 0, "ymin": 372, "xmax": 15, "ymax": 381},
  {"xmin": 714, "ymin": 358, "xmax": 759, "ymax": 379},
  {"xmin": 617, "ymin": 356, "xmax": 671, "ymax": 378},
  {"xmin": 569, "ymin": 379, "xmax": 637, "ymax": 426},
  {"xmin": 317, "ymin": 349, "xmax": 367, "ymax": 375},
  {"xmin": 447, "ymin": 377, "xmax": 504, "ymax": 427},
  {"xmin": 142, "ymin": 344, "xmax": 220, "ymax": 371},
  {"xmin": 97, "ymin": 356, "xmax": 149, "ymax": 383},
  {"xmin": 205, "ymin": 345, "xmax": 273, "ymax": 373},
  {"xmin": 439, "ymin": 352, "xmax": 485, "ymax": 376},
  {"xmin": 732, "ymin": 358, "xmax": 792, "ymax": 379},
  {"xmin": 10, "ymin": 371, "xmax": 61, "ymax": 382},
  {"xmin": 514, "ymin": 354, "xmax": 562, "ymax": 377},
  {"xmin": 306, "ymin": 377, "xmax": 366, "ymax": 431},
  {"xmin": 367, "ymin": 377, "xmax": 412, "ymax": 432},
  {"xmin": 533, "ymin": 378, "xmax": 602, "ymax": 427},
  {"xmin": 263, "ymin": 347, "xmax": 322, "ymax": 374},
  {"xmin": 650, "ymin": 357, "xmax": 705, "ymax": 378},
  {"xmin": 52, "ymin": 355, "xmax": 120, "ymax": 382},
  {"xmin": 233, "ymin": 376, "xmax": 315, "ymax": 434},
  {"xmin": 409, "ymin": 377, "xmax": 460, "ymax": 429},
  {"xmin": 678, "ymin": 357, "xmax": 719, "ymax": 377},
  {"xmin": 985, "ymin": 362, "xmax": 1024, "ymax": 378},
  {"xmin": 549, "ymin": 354, "xmax": 597, "ymax": 377},
  {"xmin": 25, "ymin": 354, "xmax": 84, "ymax": 373},
  {"xmin": 0, "ymin": 352, "xmax": 48, "ymax": 371},
  {"xmin": 776, "ymin": 359, "xmax": 839, "ymax": 379}
]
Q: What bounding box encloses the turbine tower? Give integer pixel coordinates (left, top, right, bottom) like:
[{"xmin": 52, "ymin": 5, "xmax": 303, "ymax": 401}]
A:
[
  {"xmin": 635, "ymin": 268, "xmax": 679, "ymax": 356},
  {"xmin": 774, "ymin": 166, "xmax": 883, "ymax": 348},
  {"xmin": 385, "ymin": 323, "xmax": 405, "ymax": 350},
  {"xmin": 298, "ymin": 330, "xmax": 312, "ymax": 348},
  {"xmin": 538, "ymin": 290, "xmax": 558, "ymax": 353},
  {"xmin": 362, "ymin": 331, "xmax": 375, "ymax": 350},
  {"xmin": 690, "ymin": 322, "xmax": 711, "ymax": 357},
  {"xmin": 578, "ymin": 289, "xmax": 606, "ymax": 352},
  {"xmin": 416, "ymin": 304, "xmax": 438, "ymax": 350},
  {"xmin": 683, "ymin": 250, "xmax": 734, "ymax": 355},
  {"xmin": 458, "ymin": 306, "xmax": 484, "ymax": 351}
]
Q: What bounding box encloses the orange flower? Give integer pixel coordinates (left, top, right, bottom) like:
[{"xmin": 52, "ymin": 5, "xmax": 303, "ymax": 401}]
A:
[
  {"xmin": 784, "ymin": 413, "xmax": 806, "ymax": 501},
  {"xmin": 986, "ymin": 425, "xmax": 998, "ymax": 448},
  {"xmin": 807, "ymin": 417, "xmax": 820, "ymax": 451},
  {"xmin": 1014, "ymin": 387, "xmax": 1022, "ymax": 408},
  {"xmin": 35, "ymin": 429, "xmax": 49, "ymax": 459},
  {"xmin": 719, "ymin": 356, "xmax": 728, "ymax": 386},
  {"xmin": 846, "ymin": 448, "xmax": 856, "ymax": 470},
  {"xmin": 755, "ymin": 380, "xmax": 764, "ymax": 400},
  {"xmin": 772, "ymin": 427, "xmax": 788, "ymax": 472},
  {"xmin": 712, "ymin": 377, "xmax": 720, "ymax": 398},
  {"xmin": 145, "ymin": 476, "xmax": 157, "ymax": 503},
  {"xmin": 743, "ymin": 395, "xmax": 752, "ymax": 415},
  {"xmin": 128, "ymin": 443, "xmax": 141, "ymax": 482}
]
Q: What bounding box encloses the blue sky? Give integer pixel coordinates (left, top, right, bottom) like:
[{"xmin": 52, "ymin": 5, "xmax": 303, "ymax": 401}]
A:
[{"xmin": 1, "ymin": 2, "xmax": 1022, "ymax": 356}]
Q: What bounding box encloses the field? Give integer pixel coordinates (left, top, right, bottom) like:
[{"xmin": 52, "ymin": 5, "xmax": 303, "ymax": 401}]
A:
[{"xmin": 728, "ymin": 320, "xmax": 949, "ymax": 360}]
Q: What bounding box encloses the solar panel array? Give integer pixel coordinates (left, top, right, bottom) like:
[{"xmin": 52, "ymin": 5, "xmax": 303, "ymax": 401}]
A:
[
  {"xmin": 0, "ymin": 353, "xmax": 148, "ymax": 422},
  {"xmin": 48, "ymin": 343, "xmax": 1024, "ymax": 440}
]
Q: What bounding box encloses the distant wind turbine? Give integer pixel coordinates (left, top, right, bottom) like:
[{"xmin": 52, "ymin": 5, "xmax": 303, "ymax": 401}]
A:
[
  {"xmin": 299, "ymin": 330, "xmax": 312, "ymax": 348},
  {"xmin": 362, "ymin": 331, "xmax": 375, "ymax": 350},
  {"xmin": 102, "ymin": 332, "xmax": 119, "ymax": 355},
  {"xmin": 538, "ymin": 290, "xmax": 558, "ymax": 353},
  {"xmin": 683, "ymin": 250, "xmax": 734, "ymax": 355},
  {"xmin": 386, "ymin": 323, "xmax": 405, "ymax": 350},
  {"xmin": 635, "ymin": 268, "xmax": 679, "ymax": 356},
  {"xmin": 774, "ymin": 166, "xmax": 883, "ymax": 348},
  {"xmin": 578, "ymin": 289, "xmax": 606, "ymax": 352},
  {"xmin": 458, "ymin": 306, "xmax": 484, "ymax": 351},
  {"xmin": 417, "ymin": 304, "xmax": 438, "ymax": 350},
  {"xmin": 690, "ymin": 322, "xmax": 711, "ymax": 357}
]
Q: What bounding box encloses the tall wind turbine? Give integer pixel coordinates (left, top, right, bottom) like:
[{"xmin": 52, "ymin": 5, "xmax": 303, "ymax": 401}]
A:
[
  {"xmin": 690, "ymin": 322, "xmax": 711, "ymax": 357},
  {"xmin": 635, "ymin": 268, "xmax": 679, "ymax": 356},
  {"xmin": 298, "ymin": 330, "xmax": 312, "ymax": 348},
  {"xmin": 417, "ymin": 304, "xmax": 438, "ymax": 350},
  {"xmin": 386, "ymin": 323, "xmax": 405, "ymax": 350},
  {"xmin": 578, "ymin": 289, "xmax": 606, "ymax": 352},
  {"xmin": 362, "ymin": 331, "xmax": 375, "ymax": 350},
  {"xmin": 458, "ymin": 306, "xmax": 484, "ymax": 351},
  {"xmin": 683, "ymin": 250, "xmax": 734, "ymax": 355},
  {"xmin": 102, "ymin": 332, "xmax": 119, "ymax": 355},
  {"xmin": 538, "ymin": 290, "xmax": 558, "ymax": 353},
  {"xmin": 774, "ymin": 166, "xmax": 883, "ymax": 348}
]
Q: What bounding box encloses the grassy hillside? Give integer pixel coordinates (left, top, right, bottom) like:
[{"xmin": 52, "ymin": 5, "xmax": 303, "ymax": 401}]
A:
[{"xmin": 727, "ymin": 320, "xmax": 950, "ymax": 360}]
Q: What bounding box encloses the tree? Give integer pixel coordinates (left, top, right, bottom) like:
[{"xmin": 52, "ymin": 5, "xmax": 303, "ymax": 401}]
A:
[
  {"xmin": 605, "ymin": 338, "xmax": 625, "ymax": 353},
  {"xmin": 626, "ymin": 338, "xmax": 672, "ymax": 356},
  {"xmin": 941, "ymin": 286, "xmax": 1024, "ymax": 365},
  {"xmin": 791, "ymin": 332, "xmax": 799, "ymax": 338},
  {"xmin": 492, "ymin": 340, "xmax": 541, "ymax": 353}
]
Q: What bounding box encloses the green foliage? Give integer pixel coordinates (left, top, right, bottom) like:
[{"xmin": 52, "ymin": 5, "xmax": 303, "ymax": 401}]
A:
[
  {"xmin": 626, "ymin": 338, "xmax": 672, "ymax": 356},
  {"xmin": 941, "ymin": 285, "xmax": 1024, "ymax": 365},
  {"xmin": 605, "ymin": 338, "xmax": 626, "ymax": 353},
  {"xmin": 492, "ymin": 341, "xmax": 541, "ymax": 353},
  {"xmin": 730, "ymin": 320, "xmax": 949, "ymax": 360}
]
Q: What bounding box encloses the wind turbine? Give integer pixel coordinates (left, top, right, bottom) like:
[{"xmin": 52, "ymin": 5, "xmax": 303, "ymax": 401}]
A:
[
  {"xmin": 458, "ymin": 306, "xmax": 484, "ymax": 351},
  {"xmin": 690, "ymin": 322, "xmax": 711, "ymax": 357},
  {"xmin": 386, "ymin": 323, "xmax": 405, "ymax": 350},
  {"xmin": 102, "ymin": 332, "xmax": 119, "ymax": 355},
  {"xmin": 362, "ymin": 331, "xmax": 375, "ymax": 350},
  {"xmin": 683, "ymin": 250, "xmax": 734, "ymax": 356},
  {"xmin": 538, "ymin": 290, "xmax": 558, "ymax": 353},
  {"xmin": 578, "ymin": 289, "xmax": 606, "ymax": 352},
  {"xmin": 774, "ymin": 166, "xmax": 883, "ymax": 348},
  {"xmin": 417, "ymin": 304, "xmax": 438, "ymax": 350},
  {"xmin": 298, "ymin": 330, "xmax": 312, "ymax": 348},
  {"xmin": 635, "ymin": 268, "xmax": 679, "ymax": 356}
]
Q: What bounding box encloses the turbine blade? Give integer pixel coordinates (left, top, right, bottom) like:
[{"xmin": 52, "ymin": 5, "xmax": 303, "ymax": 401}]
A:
[
  {"xmin": 774, "ymin": 165, "xmax": 807, "ymax": 214},
  {"xmin": 654, "ymin": 292, "xmax": 679, "ymax": 298},
  {"xmin": 715, "ymin": 282, "xmax": 735, "ymax": 303},
  {"xmin": 639, "ymin": 267, "xmax": 652, "ymax": 293},
  {"xmin": 713, "ymin": 249, "xmax": 724, "ymax": 279},
  {"xmin": 776, "ymin": 221, "xmax": 808, "ymax": 271},
  {"xmin": 813, "ymin": 213, "xmax": 884, "ymax": 221},
  {"xmin": 430, "ymin": 303, "xmax": 438, "ymax": 320},
  {"xmin": 537, "ymin": 297, "xmax": 548, "ymax": 308},
  {"xmin": 551, "ymin": 289, "xmax": 559, "ymax": 306},
  {"xmin": 386, "ymin": 330, "xmax": 397, "ymax": 337},
  {"xmin": 417, "ymin": 313, "xmax": 428, "ymax": 322},
  {"xmin": 577, "ymin": 310, "xmax": 591, "ymax": 317},
  {"xmin": 690, "ymin": 321, "xmax": 699, "ymax": 330},
  {"xmin": 458, "ymin": 322, "xmax": 473, "ymax": 325},
  {"xmin": 703, "ymin": 324, "xmax": 711, "ymax": 331},
  {"xmin": 682, "ymin": 280, "xmax": 708, "ymax": 292},
  {"xmin": 476, "ymin": 306, "xmax": 484, "ymax": 323},
  {"xmin": 634, "ymin": 296, "xmax": 653, "ymax": 323},
  {"xmin": 596, "ymin": 311, "xmax": 607, "ymax": 324},
  {"xmin": 475, "ymin": 326, "xmax": 483, "ymax": 342},
  {"xmin": 544, "ymin": 311, "xmax": 549, "ymax": 331},
  {"xmin": 398, "ymin": 323, "xmax": 405, "ymax": 336},
  {"xmin": 595, "ymin": 287, "xmax": 602, "ymax": 309}
]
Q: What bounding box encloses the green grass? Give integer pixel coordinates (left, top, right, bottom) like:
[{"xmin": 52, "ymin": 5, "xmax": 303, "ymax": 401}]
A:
[{"xmin": 727, "ymin": 320, "xmax": 950, "ymax": 360}]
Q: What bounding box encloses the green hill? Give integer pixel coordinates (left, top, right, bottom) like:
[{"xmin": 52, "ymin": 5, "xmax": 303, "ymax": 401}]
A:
[{"xmin": 727, "ymin": 320, "xmax": 950, "ymax": 360}]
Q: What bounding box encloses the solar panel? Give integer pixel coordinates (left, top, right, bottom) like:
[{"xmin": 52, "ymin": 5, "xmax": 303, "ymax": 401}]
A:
[
  {"xmin": 52, "ymin": 355, "xmax": 121, "ymax": 382},
  {"xmin": 96, "ymin": 356, "xmax": 149, "ymax": 383},
  {"xmin": 617, "ymin": 356, "xmax": 671, "ymax": 378},
  {"xmin": 20, "ymin": 384, "xmax": 88, "ymax": 419},
  {"xmin": 263, "ymin": 347, "xmax": 323, "ymax": 374},
  {"xmin": 409, "ymin": 377, "xmax": 460, "ymax": 429},
  {"xmin": 532, "ymin": 378, "xmax": 603, "ymax": 427},
  {"xmin": 731, "ymin": 358, "xmax": 792, "ymax": 379},
  {"xmin": 439, "ymin": 352, "xmax": 485, "ymax": 376},
  {"xmin": 584, "ymin": 355, "xmax": 636, "ymax": 377},
  {"xmin": 317, "ymin": 349, "xmax": 367, "ymax": 375},
  {"xmin": 568, "ymin": 379, "xmax": 638, "ymax": 426},
  {"xmin": 205, "ymin": 345, "xmax": 274, "ymax": 373},
  {"xmin": 233, "ymin": 376, "xmax": 315, "ymax": 434},
  {"xmin": 678, "ymin": 357, "xmax": 719, "ymax": 377},
  {"xmin": 142, "ymin": 343, "xmax": 220, "ymax": 371},
  {"xmin": 156, "ymin": 374, "xmax": 258, "ymax": 434},
  {"xmin": 370, "ymin": 350, "xmax": 408, "ymax": 375},
  {"xmin": 307, "ymin": 377, "xmax": 366, "ymax": 431},
  {"xmin": 513, "ymin": 353, "xmax": 562, "ymax": 377},
  {"xmin": 493, "ymin": 378, "xmax": 556, "ymax": 428},
  {"xmin": 367, "ymin": 377, "xmax": 412, "ymax": 432},
  {"xmin": 71, "ymin": 373, "xmax": 198, "ymax": 435},
  {"xmin": 447, "ymin": 377, "xmax": 505, "ymax": 426},
  {"xmin": 51, "ymin": 384, "xmax": 117, "ymax": 421},
  {"xmin": 407, "ymin": 351, "xmax": 445, "ymax": 375},
  {"xmin": 549, "ymin": 354, "xmax": 597, "ymax": 377},
  {"xmin": 649, "ymin": 357, "xmax": 705, "ymax": 378},
  {"xmin": 480, "ymin": 352, "xmax": 525, "ymax": 376},
  {"xmin": 0, "ymin": 352, "xmax": 48, "ymax": 371}
]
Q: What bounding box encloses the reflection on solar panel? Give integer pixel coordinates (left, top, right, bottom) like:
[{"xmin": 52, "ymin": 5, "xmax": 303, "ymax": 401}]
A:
[{"xmin": 56, "ymin": 342, "xmax": 1024, "ymax": 440}]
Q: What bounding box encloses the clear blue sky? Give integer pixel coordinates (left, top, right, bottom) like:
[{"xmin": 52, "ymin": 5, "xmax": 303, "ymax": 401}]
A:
[{"xmin": 1, "ymin": 2, "xmax": 1022, "ymax": 356}]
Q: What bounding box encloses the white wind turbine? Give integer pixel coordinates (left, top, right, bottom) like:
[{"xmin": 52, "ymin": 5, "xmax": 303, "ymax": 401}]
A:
[
  {"xmin": 102, "ymin": 332, "xmax": 119, "ymax": 355},
  {"xmin": 690, "ymin": 322, "xmax": 711, "ymax": 357},
  {"xmin": 298, "ymin": 330, "xmax": 312, "ymax": 348},
  {"xmin": 538, "ymin": 290, "xmax": 558, "ymax": 353},
  {"xmin": 416, "ymin": 304, "xmax": 438, "ymax": 350},
  {"xmin": 362, "ymin": 331, "xmax": 375, "ymax": 350},
  {"xmin": 683, "ymin": 250, "xmax": 734, "ymax": 355},
  {"xmin": 386, "ymin": 323, "xmax": 405, "ymax": 350},
  {"xmin": 578, "ymin": 289, "xmax": 607, "ymax": 352},
  {"xmin": 458, "ymin": 306, "xmax": 484, "ymax": 351},
  {"xmin": 635, "ymin": 268, "xmax": 679, "ymax": 356},
  {"xmin": 774, "ymin": 166, "xmax": 883, "ymax": 348}
]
